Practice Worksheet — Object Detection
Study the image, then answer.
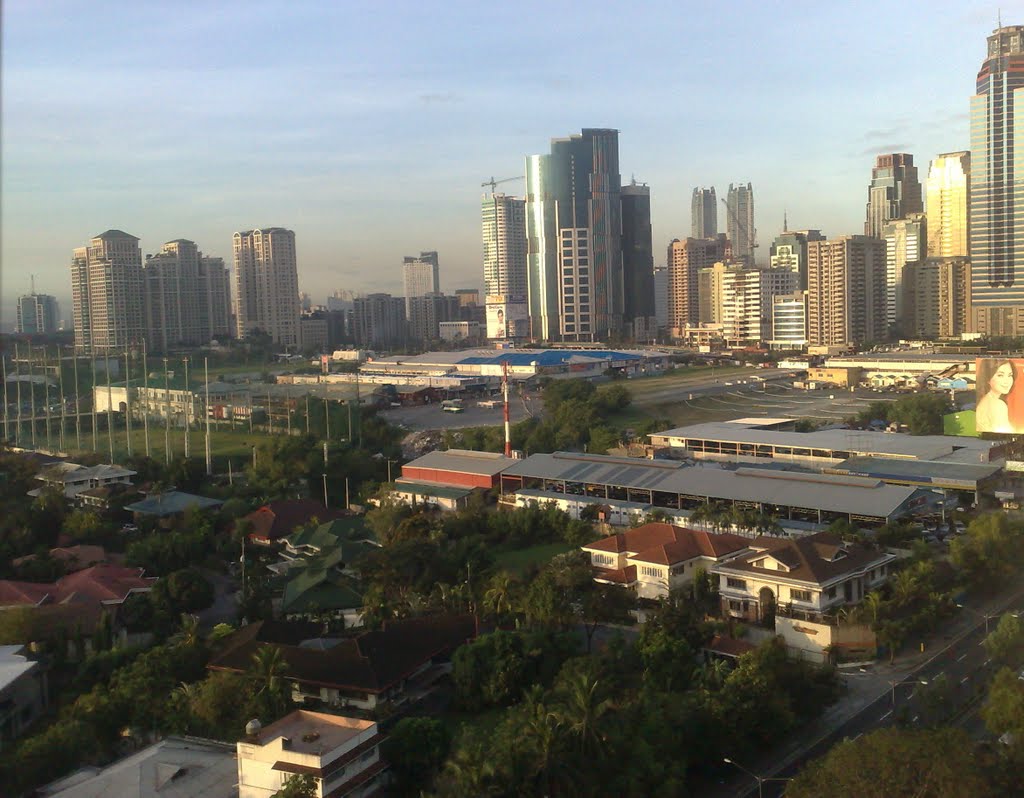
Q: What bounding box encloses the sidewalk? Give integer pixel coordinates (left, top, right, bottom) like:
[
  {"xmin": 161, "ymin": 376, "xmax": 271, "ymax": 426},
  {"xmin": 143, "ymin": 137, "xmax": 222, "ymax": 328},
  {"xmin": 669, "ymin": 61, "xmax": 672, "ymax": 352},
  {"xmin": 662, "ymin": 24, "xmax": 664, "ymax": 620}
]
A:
[{"xmin": 708, "ymin": 581, "xmax": 1024, "ymax": 798}]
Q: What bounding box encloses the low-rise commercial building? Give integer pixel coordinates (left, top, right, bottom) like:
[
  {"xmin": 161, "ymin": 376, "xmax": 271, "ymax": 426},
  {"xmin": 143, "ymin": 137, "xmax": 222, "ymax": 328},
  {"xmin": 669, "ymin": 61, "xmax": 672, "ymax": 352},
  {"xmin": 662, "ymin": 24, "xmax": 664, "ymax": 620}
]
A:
[
  {"xmin": 237, "ymin": 710, "xmax": 386, "ymax": 798},
  {"xmin": 0, "ymin": 645, "xmax": 47, "ymax": 751}
]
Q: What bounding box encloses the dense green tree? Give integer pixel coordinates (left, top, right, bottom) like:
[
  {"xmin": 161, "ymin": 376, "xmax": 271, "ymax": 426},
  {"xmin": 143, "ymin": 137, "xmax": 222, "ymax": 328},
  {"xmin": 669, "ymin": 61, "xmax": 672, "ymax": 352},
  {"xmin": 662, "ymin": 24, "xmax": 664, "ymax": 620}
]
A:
[
  {"xmin": 984, "ymin": 613, "xmax": 1024, "ymax": 668},
  {"xmin": 272, "ymin": 774, "xmax": 316, "ymax": 798},
  {"xmin": 787, "ymin": 727, "xmax": 995, "ymax": 798},
  {"xmin": 384, "ymin": 717, "xmax": 451, "ymax": 796}
]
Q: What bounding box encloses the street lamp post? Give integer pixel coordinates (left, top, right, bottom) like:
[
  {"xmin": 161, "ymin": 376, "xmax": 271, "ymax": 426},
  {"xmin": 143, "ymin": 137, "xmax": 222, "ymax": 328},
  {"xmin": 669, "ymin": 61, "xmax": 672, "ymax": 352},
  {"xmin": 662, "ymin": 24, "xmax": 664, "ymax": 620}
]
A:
[
  {"xmin": 723, "ymin": 757, "xmax": 764, "ymax": 798},
  {"xmin": 889, "ymin": 678, "xmax": 928, "ymax": 707},
  {"xmin": 956, "ymin": 603, "xmax": 995, "ymax": 634}
]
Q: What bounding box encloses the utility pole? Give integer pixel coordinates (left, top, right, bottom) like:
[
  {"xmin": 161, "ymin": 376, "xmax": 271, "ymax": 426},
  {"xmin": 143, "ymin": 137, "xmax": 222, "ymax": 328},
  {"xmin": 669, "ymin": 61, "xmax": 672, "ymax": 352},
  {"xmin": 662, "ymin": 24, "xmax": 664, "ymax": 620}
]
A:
[
  {"xmin": 57, "ymin": 346, "xmax": 67, "ymax": 452},
  {"xmin": 43, "ymin": 348, "xmax": 53, "ymax": 452},
  {"xmin": 14, "ymin": 344, "xmax": 22, "ymax": 446},
  {"xmin": 90, "ymin": 344, "xmax": 98, "ymax": 453},
  {"xmin": 123, "ymin": 345, "xmax": 132, "ymax": 456},
  {"xmin": 322, "ymin": 472, "xmax": 328, "ymax": 507},
  {"xmin": 1, "ymin": 354, "xmax": 9, "ymax": 443},
  {"xmin": 305, "ymin": 394, "xmax": 310, "ymax": 435},
  {"xmin": 28, "ymin": 346, "xmax": 36, "ymax": 449},
  {"xmin": 72, "ymin": 348, "xmax": 81, "ymax": 451},
  {"xmin": 105, "ymin": 348, "xmax": 114, "ymax": 463},
  {"xmin": 204, "ymin": 357, "xmax": 212, "ymax": 476},
  {"xmin": 324, "ymin": 398, "xmax": 331, "ymax": 464},
  {"xmin": 142, "ymin": 340, "xmax": 150, "ymax": 457},
  {"xmin": 182, "ymin": 358, "xmax": 190, "ymax": 459},
  {"xmin": 164, "ymin": 358, "xmax": 172, "ymax": 465}
]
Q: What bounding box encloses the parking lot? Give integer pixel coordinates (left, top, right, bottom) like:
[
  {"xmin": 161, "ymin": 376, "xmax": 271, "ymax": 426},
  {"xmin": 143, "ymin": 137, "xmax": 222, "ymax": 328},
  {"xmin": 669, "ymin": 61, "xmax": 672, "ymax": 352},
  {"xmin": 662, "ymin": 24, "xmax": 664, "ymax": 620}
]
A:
[{"xmin": 380, "ymin": 394, "xmax": 538, "ymax": 431}]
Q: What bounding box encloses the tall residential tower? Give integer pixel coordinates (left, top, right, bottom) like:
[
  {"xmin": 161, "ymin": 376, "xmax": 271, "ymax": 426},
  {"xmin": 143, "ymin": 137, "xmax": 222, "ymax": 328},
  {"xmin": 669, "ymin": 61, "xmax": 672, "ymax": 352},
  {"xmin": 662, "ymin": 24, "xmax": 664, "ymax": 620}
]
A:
[
  {"xmin": 691, "ymin": 187, "xmax": 717, "ymax": 239},
  {"xmin": 926, "ymin": 151, "xmax": 971, "ymax": 258},
  {"xmin": 725, "ymin": 183, "xmax": 756, "ymax": 264},
  {"xmin": 233, "ymin": 227, "xmax": 301, "ymax": 347},
  {"xmin": 621, "ymin": 180, "xmax": 656, "ymax": 339},
  {"xmin": 864, "ymin": 153, "xmax": 923, "ymax": 238},
  {"xmin": 402, "ymin": 251, "xmax": 441, "ymax": 314},
  {"xmin": 71, "ymin": 230, "xmax": 144, "ymax": 351},
  {"xmin": 970, "ymin": 24, "xmax": 1024, "ymax": 335}
]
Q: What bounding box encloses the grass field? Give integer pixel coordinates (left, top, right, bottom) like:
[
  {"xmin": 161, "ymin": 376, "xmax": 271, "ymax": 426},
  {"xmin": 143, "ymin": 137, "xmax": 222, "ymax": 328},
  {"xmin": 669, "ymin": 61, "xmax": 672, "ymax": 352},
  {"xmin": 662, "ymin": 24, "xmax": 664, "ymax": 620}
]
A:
[
  {"xmin": 625, "ymin": 365, "xmax": 752, "ymax": 399},
  {"xmin": 53, "ymin": 424, "xmax": 281, "ymax": 465},
  {"xmin": 494, "ymin": 542, "xmax": 575, "ymax": 575}
]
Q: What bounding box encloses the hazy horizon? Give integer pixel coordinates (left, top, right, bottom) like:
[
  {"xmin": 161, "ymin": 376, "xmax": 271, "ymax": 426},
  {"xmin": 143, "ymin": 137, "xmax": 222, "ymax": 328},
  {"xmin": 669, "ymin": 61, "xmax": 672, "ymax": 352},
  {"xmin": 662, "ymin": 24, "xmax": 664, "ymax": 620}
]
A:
[{"xmin": 1, "ymin": 0, "xmax": 1008, "ymax": 329}]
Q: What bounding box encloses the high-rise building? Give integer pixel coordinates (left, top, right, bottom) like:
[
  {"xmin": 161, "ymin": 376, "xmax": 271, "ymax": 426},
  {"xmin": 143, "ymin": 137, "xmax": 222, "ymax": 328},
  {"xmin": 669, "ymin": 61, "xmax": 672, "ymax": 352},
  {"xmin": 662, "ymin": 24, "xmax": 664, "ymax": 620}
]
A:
[
  {"xmin": 970, "ymin": 25, "xmax": 1024, "ymax": 335},
  {"xmin": 881, "ymin": 214, "xmax": 926, "ymax": 334},
  {"xmin": 455, "ymin": 288, "xmax": 481, "ymax": 307},
  {"xmin": 407, "ymin": 294, "xmax": 461, "ymax": 343},
  {"xmin": 143, "ymin": 239, "xmax": 231, "ymax": 352},
  {"xmin": 526, "ymin": 128, "xmax": 623, "ymax": 341},
  {"xmin": 621, "ymin": 180, "xmax": 656, "ymax": 339},
  {"xmin": 864, "ymin": 154, "xmax": 923, "ymax": 238},
  {"xmin": 691, "ymin": 187, "xmax": 717, "ymax": 239},
  {"xmin": 71, "ymin": 230, "xmax": 144, "ymax": 351},
  {"xmin": 806, "ymin": 236, "xmax": 888, "ymax": 347},
  {"xmin": 769, "ymin": 292, "xmax": 808, "ymax": 350},
  {"xmin": 697, "ymin": 263, "xmax": 797, "ymax": 345},
  {"xmin": 769, "ymin": 229, "xmax": 825, "ymax": 290},
  {"xmin": 725, "ymin": 183, "xmax": 756, "ymax": 264},
  {"xmin": 925, "ymin": 151, "xmax": 971, "ymax": 258},
  {"xmin": 353, "ymin": 293, "xmax": 406, "ymax": 349},
  {"xmin": 666, "ymin": 235, "xmax": 731, "ymax": 334},
  {"xmin": 233, "ymin": 228, "xmax": 300, "ymax": 347},
  {"xmin": 482, "ymin": 195, "xmax": 527, "ymax": 297},
  {"xmin": 653, "ymin": 266, "xmax": 669, "ymax": 331},
  {"xmin": 903, "ymin": 258, "xmax": 971, "ymax": 339},
  {"xmin": 403, "ymin": 252, "xmax": 440, "ymax": 315},
  {"xmin": 16, "ymin": 293, "xmax": 60, "ymax": 334}
]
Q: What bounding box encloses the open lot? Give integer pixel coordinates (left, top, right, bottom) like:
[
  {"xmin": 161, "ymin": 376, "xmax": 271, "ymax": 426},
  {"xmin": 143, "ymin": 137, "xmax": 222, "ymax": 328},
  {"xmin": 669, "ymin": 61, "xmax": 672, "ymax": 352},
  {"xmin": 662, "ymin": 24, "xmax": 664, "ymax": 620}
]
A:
[{"xmin": 380, "ymin": 395, "xmax": 538, "ymax": 431}]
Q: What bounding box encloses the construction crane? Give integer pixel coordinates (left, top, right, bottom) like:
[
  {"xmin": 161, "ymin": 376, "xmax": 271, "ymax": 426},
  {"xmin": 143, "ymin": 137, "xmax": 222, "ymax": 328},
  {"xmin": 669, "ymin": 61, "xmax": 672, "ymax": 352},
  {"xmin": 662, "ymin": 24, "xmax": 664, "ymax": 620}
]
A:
[
  {"xmin": 482, "ymin": 175, "xmax": 524, "ymax": 193},
  {"xmin": 721, "ymin": 197, "xmax": 758, "ymax": 261}
]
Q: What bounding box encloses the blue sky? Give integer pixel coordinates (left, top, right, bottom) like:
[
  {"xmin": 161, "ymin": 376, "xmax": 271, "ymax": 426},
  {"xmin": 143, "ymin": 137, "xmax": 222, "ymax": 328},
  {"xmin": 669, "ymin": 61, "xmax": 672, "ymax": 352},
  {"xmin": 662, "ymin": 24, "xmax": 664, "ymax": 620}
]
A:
[{"xmin": 1, "ymin": 0, "xmax": 1015, "ymax": 326}]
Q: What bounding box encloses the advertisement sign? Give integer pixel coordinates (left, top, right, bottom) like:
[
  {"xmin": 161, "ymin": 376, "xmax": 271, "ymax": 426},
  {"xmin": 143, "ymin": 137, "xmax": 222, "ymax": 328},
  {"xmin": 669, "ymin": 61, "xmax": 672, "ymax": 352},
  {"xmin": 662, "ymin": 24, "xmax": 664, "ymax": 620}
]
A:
[
  {"xmin": 486, "ymin": 295, "xmax": 527, "ymax": 339},
  {"xmin": 975, "ymin": 358, "xmax": 1024, "ymax": 434}
]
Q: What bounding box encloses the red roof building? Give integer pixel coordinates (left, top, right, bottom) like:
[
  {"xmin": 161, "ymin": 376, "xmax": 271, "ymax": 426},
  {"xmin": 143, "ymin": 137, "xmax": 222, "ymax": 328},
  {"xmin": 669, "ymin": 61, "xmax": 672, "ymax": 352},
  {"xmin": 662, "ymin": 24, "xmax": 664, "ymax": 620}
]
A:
[
  {"xmin": 0, "ymin": 565, "xmax": 155, "ymax": 609},
  {"xmin": 581, "ymin": 522, "xmax": 751, "ymax": 600},
  {"xmin": 241, "ymin": 499, "xmax": 348, "ymax": 545}
]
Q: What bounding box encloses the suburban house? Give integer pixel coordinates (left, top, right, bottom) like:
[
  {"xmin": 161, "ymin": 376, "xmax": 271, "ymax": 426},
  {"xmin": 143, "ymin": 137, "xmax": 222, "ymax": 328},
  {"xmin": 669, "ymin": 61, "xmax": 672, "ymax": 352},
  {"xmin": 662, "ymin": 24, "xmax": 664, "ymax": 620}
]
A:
[
  {"xmin": 712, "ymin": 532, "xmax": 897, "ymax": 623},
  {"xmin": 582, "ymin": 522, "xmax": 751, "ymax": 599},
  {"xmin": 241, "ymin": 500, "xmax": 349, "ymax": 545},
  {"xmin": 0, "ymin": 645, "xmax": 48, "ymax": 751},
  {"xmin": 208, "ymin": 615, "xmax": 476, "ymax": 712},
  {"xmin": 123, "ymin": 491, "xmax": 224, "ymax": 519},
  {"xmin": 0, "ymin": 565, "xmax": 156, "ymax": 611},
  {"xmin": 278, "ymin": 552, "xmax": 365, "ymax": 626},
  {"xmin": 277, "ymin": 520, "xmax": 378, "ymax": 572},
  {"xmin": 29, "ymin": 463, "xmax": 136, "ymax": 500},
  {"xmin": 237, "ymin": 710, "xmax": 387, "ymax": 798}
]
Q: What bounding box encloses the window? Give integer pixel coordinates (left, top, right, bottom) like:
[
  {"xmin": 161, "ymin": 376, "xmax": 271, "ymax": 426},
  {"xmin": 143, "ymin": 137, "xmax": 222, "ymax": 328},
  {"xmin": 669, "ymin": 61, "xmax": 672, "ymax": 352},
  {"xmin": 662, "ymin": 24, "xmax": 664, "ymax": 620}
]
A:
[
  {"xmin": 641, "ymin": 566, "xmax": 662, "ymax": 578},
  {"xmin": 360, "ymin": 748, "xmax": 376, "ymax": 762},
  {"xmin": 826, "ymin": 586, "xmax": 837, "ymax": 599},
  {"xmin": 791, "ymin": 589, "xmax": 812, "ymax": 602},
  {"xmin": 726, "ymin": 577, "xmax": 747, "ymax": 590}
]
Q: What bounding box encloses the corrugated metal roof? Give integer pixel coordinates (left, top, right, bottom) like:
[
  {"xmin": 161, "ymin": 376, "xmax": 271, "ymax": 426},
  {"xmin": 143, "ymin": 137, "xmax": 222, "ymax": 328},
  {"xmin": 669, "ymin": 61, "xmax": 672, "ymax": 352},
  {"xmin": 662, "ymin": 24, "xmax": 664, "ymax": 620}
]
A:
[
  {"xmin": 403, "ymin": 448, "xmax": 517, "ymax": 477},
  {"xmin": 828, "ymin": 456, "xmax": 1002, "ymax": 485},
  {"xmin": 502, "ymin": 452, "xmax": 919, "ymax": 518}
]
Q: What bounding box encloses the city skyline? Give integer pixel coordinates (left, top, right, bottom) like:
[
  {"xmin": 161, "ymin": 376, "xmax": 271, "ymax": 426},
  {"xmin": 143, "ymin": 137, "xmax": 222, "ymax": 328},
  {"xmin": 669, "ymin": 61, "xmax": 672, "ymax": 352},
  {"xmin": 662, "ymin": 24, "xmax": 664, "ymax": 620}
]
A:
[{"xmin": 0, "ymin": 2, "xmax": 1005, "ymax": 326}]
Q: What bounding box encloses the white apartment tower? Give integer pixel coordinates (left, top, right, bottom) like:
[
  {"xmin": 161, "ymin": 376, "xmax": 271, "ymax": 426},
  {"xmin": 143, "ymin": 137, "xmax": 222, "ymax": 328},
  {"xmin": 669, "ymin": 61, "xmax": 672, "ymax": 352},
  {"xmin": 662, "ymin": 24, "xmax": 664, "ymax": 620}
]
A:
[
  {"xmin": 144, "ymin": 239, "xmax": 231, "ymax": 352},
  {"xmin": 233, "ymin": 228, "xmax": 301, "ymax": 347},
  {"xmin": 482, "ymin": 194, "xmax": 527, "ymax": 297},
  {"xmin": 71, "ymin": 230, "xmax": 144, "ymax": 351},
  {"xmin": 402, "ymin": 251, "xmax": 440, "ymax": 314},
  {"xmin": 881, "ymin": 213, "xmax": 927, "ymax": 334}
]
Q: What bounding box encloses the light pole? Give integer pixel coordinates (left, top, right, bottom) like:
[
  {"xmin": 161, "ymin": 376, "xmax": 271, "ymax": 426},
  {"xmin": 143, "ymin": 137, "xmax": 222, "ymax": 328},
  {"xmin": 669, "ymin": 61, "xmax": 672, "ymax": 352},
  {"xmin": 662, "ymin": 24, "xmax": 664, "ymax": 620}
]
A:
[
  {"xmin": 723, "ymin": 757, "xmax": 765, "ymax": 798},
  {"xmin": 956, "ymin": 603, "xmax": 995, "ymax": 634}
]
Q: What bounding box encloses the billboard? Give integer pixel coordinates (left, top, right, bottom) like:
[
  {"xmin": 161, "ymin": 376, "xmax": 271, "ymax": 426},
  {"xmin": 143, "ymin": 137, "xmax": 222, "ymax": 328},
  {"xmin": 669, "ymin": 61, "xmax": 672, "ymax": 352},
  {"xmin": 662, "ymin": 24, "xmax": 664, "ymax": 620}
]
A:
[
  {"xmin": 975, "ymin": 358, "xmax": 1024, "ymax": 434},
  {"xmin": 485, "ymin": 295, "xmax": 527, "ymax": 339}
]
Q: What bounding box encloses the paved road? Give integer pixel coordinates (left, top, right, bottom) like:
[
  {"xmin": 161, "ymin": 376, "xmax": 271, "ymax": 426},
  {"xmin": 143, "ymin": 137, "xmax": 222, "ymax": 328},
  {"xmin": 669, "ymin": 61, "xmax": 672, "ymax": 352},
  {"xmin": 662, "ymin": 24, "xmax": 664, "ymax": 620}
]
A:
[{"xmin": 700, "ymin": 586, "xmax": 1024, "ymax": 798}]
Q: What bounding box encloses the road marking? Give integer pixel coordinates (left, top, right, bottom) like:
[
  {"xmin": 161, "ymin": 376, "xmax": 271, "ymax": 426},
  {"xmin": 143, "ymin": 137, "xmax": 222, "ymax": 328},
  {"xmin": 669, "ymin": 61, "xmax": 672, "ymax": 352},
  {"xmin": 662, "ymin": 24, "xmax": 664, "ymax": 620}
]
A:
[
  {"xmin": 880, "ymin": 710, "xmax": 893, "ymax": 721},
  {"xmin": 961, "ymin": 676, "xmax": 970, "ymax": 684},
  {"xmin": 957, "ymin": 653, "xmax": 967, "ymax": 662}
]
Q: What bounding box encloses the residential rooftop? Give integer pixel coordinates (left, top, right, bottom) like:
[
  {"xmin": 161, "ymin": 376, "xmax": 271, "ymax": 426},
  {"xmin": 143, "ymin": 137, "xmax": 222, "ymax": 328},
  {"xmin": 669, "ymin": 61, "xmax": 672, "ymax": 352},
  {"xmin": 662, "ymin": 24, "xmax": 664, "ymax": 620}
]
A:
[
  {"xmin": 252, "ymin": 710, "xmax": 375, "ymax": 756},
  {"xmin": 124, "ymin": 491, "xmax": 224, "ymax": 517}
]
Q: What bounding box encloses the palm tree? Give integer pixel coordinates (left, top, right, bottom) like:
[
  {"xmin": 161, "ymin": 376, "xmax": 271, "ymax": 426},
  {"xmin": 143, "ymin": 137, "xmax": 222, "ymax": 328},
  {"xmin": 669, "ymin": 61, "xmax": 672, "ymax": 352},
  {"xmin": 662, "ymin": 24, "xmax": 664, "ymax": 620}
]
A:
[
  {"xmin": 170, "ymin": 613, "xmax": 201, "ymax": 648},
  {"xmin": 697, "ymin": 659, "xmax": 731, "ymax": 691},
  {"xmin": 483, "ymin": 573, "xmax": 515, "ymax": 622},
  {"xmin": 520, "ymin": 686, "xmax": 566, "ymax": 795},
  {"xmin": 439, "ymin": 742, "xmax": 496, "ymax": 796},
  {"xmin": 250, "ymin": 644, "xmax": 289, "ymax": 716},
  {"xmin": 891, "ymin": 570, "xmax": 919, "ymax": 606},
  {"xmin": 860, "ymin": 590, "xmax": 886, "ymax": 629},
  {"xmin": 555, "ymin": 673, "xmax": 613, "ymax": 758}
]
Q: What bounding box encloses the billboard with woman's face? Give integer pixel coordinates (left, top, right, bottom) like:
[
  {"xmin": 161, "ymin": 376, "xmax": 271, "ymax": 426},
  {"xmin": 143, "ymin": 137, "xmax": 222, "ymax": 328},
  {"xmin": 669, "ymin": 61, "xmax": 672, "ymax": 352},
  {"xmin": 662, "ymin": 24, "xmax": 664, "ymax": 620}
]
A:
[{"xmin": 976, "ymin": 358, "xmax": 1024, "ymax": 434}]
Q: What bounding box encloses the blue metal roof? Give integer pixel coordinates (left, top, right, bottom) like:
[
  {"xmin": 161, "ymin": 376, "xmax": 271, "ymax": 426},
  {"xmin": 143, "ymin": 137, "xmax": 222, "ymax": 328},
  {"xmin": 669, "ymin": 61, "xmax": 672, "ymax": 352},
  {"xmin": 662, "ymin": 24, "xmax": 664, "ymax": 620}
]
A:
[{"xmin": 457, "ymin": 350, "xmax": 642, "ymax": 367}]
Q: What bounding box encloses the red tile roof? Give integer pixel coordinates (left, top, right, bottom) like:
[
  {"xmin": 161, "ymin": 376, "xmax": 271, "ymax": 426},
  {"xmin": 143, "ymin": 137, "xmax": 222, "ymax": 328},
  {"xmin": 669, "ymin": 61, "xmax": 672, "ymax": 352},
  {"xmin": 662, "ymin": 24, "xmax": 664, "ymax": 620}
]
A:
[
  {"xmin": 720, "ymin": 532, "xmax": 894, "ymax": 585},
  {"xmin": 705, "ymin": 635, "xmax": 757, "ymax": 659},
  {"xmin": 593, "ymin": 565, "xmax": 637, "ymax": 584},
  {"xmin": 244, "ymin": 500, "xmax": 348, "ymax": 542},
  {"xmin": 0, "ymin": 565, "xmax": 154, "ymax": 608},
  {"xmin": 586, "ymin": 523, "xmax": 750, "ymax": 567}
]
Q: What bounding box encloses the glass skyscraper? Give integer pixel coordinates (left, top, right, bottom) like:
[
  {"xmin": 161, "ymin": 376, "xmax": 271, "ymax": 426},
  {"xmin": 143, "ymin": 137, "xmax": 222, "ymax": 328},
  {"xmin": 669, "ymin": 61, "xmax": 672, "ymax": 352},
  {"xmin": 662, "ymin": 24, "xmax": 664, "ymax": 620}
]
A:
[
  {"xmin": 925, "ymin": 152, "xmax": 970, "ymax": 259},
  {"xmin": 970, "ymin": 25, "xmax": 1024, "ymax": 335},
  {"xmin": 525, "ymin": 128, "xmax": 622, "ymax": 341},
  {"xmin": 864, "ymin": 154, "xmax": 923, "ymax": 239}
]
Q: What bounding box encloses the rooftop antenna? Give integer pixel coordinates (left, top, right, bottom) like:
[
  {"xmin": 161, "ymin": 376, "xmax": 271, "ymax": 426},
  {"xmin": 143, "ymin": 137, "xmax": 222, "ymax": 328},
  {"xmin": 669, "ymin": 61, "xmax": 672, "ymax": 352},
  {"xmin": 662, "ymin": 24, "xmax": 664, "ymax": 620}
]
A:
[
  {"xmin": 783, "ymin": 209, "xmax": 789, "ymax": 233},
  {"xmin": 30, "ymin": 274, "xmax": 35, "ymax": 294}
]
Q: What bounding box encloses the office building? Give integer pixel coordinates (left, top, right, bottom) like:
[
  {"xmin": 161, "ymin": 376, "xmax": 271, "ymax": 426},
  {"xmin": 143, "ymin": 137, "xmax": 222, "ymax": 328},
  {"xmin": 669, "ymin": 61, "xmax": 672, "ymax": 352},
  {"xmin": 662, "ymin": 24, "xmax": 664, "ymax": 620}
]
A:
[
  {"xmin": 769, "ymin": 228, "xmax": 825, "ymax": 290},
  {"xmin": 667, "ymin": 235, "xmax": 731, "ymax": 334},
  {"xmin": 903, "ymin": 258, "xmax": 971, "ymax": 339},
  {"xmin": 353, "ymin": 293, "xmax": 406, "ymax": 349},
  {"xmin": 864, "ymin": 153, "xmax": 923, "ymax": 238},
  {"xmin": 926, "ymin": 151, "xmax": 971, "ymax": 258},
  {"xmin": 621, "ymin": 180, "xmax": 656, "ymax": 339},
  {"xmin": 299, "ymin": 311, "xmax": 329, "ymax": 352},
  {"xmin": 407, "ymin": 293, "xmax": 461, "ymax": 343},
  {"xmin": 455, "ymin": 288, "xmax": 481, "ymax": 307},
  {"xmin": 691, "ymin": 187, "xmax": 717, "ymax": 238},
  {"xmin": 653, "ymin": 266, "xmax": 669, "ymax": 331},
  {"xmin": 970, "ymin": 25, "xmax": 1024, "ymax": 335},
  {"xmin": 526, "ymin": 128, "xmax": 623, "ymax": 341},
  {"xmin": 402, "ymin": 251, "xmax": 440, "ymax": 315},
  {"xmin": 770, "ymin": 291, "xmax": 808, "ymax": 350},
  {"xmin": 233, "ymin": 228, "xmax": 300, "ymax": 347},
  {"xmin": 726, "ymin": 183, "xmax": 756, "ymax": 264},
  {"xmin": 143, "ymin": 239, "xmax": 231, "ymax": 352},
  {"xmin": 806, "ymin": 236, "xmax": 887, "ymax": 347},
  {"xmin": 881, "ymin": 214, "xmax": 926, "ymax": 333},
  {"xmin": 15, "ymin": 292, "xmax": 59, "ymax": 335},
  {"xmin": 71, "ymin": 230, "xmax": 144, "ymax": 351},
  {"xmin": 698, "ymin": 263, "xmax": 798, "ymax": 346}
]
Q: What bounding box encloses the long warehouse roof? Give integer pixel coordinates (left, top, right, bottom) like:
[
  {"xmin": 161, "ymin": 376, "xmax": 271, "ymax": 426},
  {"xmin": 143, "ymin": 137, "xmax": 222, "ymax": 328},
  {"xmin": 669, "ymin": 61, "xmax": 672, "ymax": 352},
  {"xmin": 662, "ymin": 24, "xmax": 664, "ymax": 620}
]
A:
[{"xmin": 501, "ymin": 452, "xmax": 920, "ymax": 518}]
